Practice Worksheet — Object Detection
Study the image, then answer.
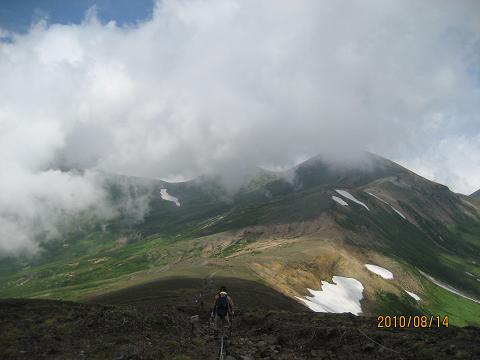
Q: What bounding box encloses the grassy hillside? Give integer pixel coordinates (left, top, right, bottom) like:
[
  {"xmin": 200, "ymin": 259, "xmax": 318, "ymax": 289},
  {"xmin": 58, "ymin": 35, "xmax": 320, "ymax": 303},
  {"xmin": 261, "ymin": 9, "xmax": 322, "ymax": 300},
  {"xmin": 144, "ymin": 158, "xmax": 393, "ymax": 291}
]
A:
[{"xmin": 1, "ymin": 154, "xmax": 480, "ymax": 327}]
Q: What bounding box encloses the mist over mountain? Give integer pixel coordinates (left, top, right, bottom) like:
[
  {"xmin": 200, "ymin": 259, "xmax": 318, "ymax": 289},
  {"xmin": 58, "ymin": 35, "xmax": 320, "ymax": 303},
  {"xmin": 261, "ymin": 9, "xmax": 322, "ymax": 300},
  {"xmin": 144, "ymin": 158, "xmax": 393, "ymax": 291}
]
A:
[
  {"xmin": 2, "ymin": 2, "xmax": 480, "ymax": 359},
  {"xmin": 1, "ymin": 0, "xmax": 480, "ymax": 257},
  {"xmin": 1, "ymin": 151, "xmax": 479, "ymax": 334}
]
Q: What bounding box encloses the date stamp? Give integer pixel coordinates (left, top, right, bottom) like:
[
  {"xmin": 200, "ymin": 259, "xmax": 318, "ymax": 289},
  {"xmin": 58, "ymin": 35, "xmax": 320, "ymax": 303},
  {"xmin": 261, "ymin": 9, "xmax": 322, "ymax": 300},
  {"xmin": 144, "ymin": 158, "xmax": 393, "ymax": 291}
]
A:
[{"xmin": 377, "ymin": 315, "xmax": 449, "ymax": 328}]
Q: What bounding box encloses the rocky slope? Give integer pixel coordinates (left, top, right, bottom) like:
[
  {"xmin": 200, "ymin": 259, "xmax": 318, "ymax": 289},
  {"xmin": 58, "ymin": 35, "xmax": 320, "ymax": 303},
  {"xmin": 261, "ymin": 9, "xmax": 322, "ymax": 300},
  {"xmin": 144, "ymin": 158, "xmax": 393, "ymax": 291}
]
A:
[{"xmin": 2, "ymin": 286, "xmax": 479, "ymax": 360}]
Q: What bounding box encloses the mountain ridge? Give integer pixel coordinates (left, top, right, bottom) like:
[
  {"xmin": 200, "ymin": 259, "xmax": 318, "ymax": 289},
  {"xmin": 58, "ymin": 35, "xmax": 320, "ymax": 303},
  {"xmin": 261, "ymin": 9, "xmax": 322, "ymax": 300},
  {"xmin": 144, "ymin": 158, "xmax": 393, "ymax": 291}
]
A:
[
  {"xmin": 470, "ymin": 189, "xmax": 480, "ymax": 198},
  {"xmin": 1, "ymin": 152, "xmax": 479, "ymax": 327}
]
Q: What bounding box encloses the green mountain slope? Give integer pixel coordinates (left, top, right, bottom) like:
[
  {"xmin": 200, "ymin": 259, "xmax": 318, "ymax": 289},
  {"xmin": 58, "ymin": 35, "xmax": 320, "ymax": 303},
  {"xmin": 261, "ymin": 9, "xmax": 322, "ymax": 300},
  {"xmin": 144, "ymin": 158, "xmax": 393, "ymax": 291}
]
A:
[{"xmin": 1, "ymin": 153, "xmax": 479, "ymax": 326}]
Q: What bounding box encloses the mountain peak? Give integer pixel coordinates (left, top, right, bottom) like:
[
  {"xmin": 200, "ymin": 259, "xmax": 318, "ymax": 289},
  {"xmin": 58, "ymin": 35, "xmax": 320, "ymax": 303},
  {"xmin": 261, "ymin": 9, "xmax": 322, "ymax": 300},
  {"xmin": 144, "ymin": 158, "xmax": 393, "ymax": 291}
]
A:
[{"xmin": 290, "ymin": 152, "xmax": 409, "ymax": 189}]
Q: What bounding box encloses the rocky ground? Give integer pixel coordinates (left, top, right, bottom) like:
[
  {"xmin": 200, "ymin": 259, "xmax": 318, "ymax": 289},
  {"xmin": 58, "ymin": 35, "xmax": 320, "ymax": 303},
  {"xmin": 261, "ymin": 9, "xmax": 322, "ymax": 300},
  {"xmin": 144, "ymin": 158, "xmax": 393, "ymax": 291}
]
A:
[{"xmin": 1, "ymin": 297, "xmax": 479, "ymax": 360}]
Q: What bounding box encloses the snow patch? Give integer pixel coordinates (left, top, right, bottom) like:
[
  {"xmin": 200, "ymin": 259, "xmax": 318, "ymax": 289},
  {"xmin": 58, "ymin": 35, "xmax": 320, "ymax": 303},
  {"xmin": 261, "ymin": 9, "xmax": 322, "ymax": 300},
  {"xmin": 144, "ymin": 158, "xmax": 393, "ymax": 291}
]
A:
[
  {"xmin": 332, "ymin": 196, "xmax": 348, "ymax": 206},
  {"xmin": 405, "ymin": 290, "xmax": 421, "ymax": 301},
  {"xmin": 391, "ymin": 207, "xmax": 407, "ymax": 220},
  {"xmin": 419, "ymin": 270, "xmax": 480, "ymax": 304},
  {"xmin": 365, "ymin": 264, "xmax": 394, "ymax": 279},
  {"xmin": 366, "ymin": 192, "xmax": 406, "ymax": 219},
  {"xmin": 160, "ymin": 189, "xmax": 180, "ymax": 206},
  {"xmin": 199, "ymin": 215, "xmax": 225, "ymax": 230},
  {"xmin": 335, "ymin": 190, "xmax": 369, "ymax": 211},
  {"xmin": 296, "ymin": 276, "xmax": 364, "ymax": 316}
]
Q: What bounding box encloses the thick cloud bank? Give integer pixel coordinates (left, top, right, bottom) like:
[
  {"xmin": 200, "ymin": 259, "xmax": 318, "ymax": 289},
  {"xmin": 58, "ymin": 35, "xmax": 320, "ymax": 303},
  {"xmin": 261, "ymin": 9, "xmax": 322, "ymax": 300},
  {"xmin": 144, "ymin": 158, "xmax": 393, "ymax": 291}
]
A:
[{"xmin": 1, "ymin": 0, "xmax": 480, "ymax": 254}]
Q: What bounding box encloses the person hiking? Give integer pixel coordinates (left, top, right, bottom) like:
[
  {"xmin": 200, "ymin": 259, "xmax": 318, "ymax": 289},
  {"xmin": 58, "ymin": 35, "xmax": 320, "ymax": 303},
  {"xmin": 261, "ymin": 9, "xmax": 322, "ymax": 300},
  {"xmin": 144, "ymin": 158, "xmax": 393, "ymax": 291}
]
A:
[
  {"xmin": 194, "ymin": 291, "xmax": 205, "ymax": 308},
  {"xmin": 211, "ymin": 286, "xmax": 234, "ymax": 337}
]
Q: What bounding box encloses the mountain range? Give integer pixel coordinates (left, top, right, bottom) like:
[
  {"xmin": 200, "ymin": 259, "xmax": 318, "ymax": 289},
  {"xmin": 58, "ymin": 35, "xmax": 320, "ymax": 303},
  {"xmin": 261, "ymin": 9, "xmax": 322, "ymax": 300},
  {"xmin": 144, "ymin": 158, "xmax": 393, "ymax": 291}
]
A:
[{"xmin": 1, "ymin": 152, "xmax": 479, "ymax": 327}]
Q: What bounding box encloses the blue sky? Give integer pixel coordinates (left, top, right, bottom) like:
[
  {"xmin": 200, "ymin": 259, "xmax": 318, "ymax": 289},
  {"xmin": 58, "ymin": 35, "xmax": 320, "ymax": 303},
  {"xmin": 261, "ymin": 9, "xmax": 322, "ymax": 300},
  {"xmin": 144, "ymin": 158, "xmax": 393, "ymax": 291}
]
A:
[{"xmin": 0, "ymin": 0, "xmax": 155, "ymax": 33}]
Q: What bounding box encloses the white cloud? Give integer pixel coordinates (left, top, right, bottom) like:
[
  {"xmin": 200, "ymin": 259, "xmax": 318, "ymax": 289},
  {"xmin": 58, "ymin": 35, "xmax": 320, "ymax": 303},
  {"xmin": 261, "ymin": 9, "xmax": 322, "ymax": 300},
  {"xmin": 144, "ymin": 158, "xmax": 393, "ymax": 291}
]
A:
[
  {"xmin": 1, "ymin": 0, "xmax": 480, "ymax": 254},
  {"xmin": 397, "ymin": 135, "xmax": 480, "ymax": 195},
  {"xmin": 0, "ymin": 167, "xmax": 151, "ymax": 255}
]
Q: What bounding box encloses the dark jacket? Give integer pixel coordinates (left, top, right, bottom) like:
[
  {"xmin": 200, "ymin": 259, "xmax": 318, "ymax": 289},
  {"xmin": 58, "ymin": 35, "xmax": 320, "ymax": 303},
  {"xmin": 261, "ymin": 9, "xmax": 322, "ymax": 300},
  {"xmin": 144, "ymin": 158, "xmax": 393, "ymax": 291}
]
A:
[{"xmin": 212, "ymin": 292, "xmax": 234, "ymax": 315}]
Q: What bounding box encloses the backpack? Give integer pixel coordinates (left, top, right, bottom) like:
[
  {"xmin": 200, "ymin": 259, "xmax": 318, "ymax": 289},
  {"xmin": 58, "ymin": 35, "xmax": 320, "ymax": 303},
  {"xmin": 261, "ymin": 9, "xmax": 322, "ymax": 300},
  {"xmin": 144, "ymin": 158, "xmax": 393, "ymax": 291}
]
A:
[{"xmin": 215, "ymin": 294, "xmax": 229, "ymax": 317}]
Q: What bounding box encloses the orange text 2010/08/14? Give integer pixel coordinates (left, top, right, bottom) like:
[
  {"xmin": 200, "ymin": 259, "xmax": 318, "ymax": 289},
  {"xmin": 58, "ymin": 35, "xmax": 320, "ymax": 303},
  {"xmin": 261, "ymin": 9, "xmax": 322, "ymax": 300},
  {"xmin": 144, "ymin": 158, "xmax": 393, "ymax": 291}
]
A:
[{"xmin": 376, "ymin": 315, "xmax": 449, "ymax": 328}]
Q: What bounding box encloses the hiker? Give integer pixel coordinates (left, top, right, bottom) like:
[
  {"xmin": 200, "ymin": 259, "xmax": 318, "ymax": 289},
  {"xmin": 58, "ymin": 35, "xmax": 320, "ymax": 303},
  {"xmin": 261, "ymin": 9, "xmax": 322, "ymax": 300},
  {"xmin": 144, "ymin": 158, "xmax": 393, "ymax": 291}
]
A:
[
  {"xmin": 194, "ymin": 290, "xmax": 205, "ymax": 309},
  {"xmin": 211, "ymin": 286, "xmax": 235, "ymax": 335}
]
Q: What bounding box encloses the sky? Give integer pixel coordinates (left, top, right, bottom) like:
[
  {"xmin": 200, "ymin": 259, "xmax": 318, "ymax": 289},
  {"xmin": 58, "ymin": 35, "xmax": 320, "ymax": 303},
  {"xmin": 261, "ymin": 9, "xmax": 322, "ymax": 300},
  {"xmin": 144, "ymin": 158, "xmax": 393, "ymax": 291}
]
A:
[
  {"xmin": 0, "ymin": 0, "xmax": 155, "ymax": 33},
  {"xmin": 1, "ymin": 0, "xmax": 480, "ymax": 255}
]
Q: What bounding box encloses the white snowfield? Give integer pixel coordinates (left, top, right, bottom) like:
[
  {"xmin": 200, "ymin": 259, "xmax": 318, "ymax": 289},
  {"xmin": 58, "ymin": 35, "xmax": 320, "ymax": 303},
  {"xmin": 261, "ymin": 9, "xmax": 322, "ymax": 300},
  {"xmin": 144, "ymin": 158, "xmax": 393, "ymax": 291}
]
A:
[
  {"xmin": 419, "ymin": 270, "xmax": 480, "ymax": 304},
  {"xmin": 332, "ymin": 195, "xmax": 348, "ymax": 206},
  {"xmin": 366, "ymin": 192, "xmax": 406, "ymax": 219},
  {"xmin": 160, "ymin": 189, "xmax": 180, "ymax": 206},
  {"xmin": 335, "ymin": 190, "xmax": 369, "ymax": 211},
  {"xmin": 405, "ymin": 290, "xmax": 421, "ymax": 301},
  {"xmin": 296, "ymin": 276, "xmax": 364, "ymax": 316},
  {"xmin": 365, "ymin": 264, "xmax": 394, "ymax": 279}
]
